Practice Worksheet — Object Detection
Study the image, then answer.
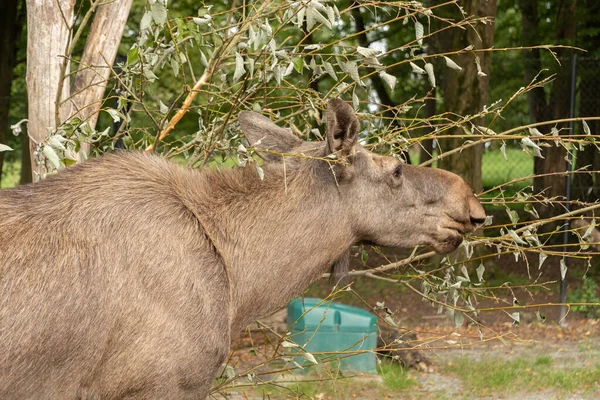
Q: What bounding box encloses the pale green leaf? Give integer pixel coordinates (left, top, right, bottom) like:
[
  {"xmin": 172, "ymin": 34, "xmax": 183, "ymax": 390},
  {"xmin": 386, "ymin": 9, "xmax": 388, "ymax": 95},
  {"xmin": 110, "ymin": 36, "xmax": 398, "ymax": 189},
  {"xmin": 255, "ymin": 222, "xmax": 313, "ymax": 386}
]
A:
[
  {"xmin": 151, "ymin": 1, "xmax": 168, "ymax": 26},
  {"xmin": 0, "ymin": 143, "xmax": 13, "ymax": 152},
  {"xmin": 42, "ymin": 146, "xmax": 61, "ymax": 170},
  {"xmin": 233, "ymin": 52, "xmax": 246, "ymax": 83}
]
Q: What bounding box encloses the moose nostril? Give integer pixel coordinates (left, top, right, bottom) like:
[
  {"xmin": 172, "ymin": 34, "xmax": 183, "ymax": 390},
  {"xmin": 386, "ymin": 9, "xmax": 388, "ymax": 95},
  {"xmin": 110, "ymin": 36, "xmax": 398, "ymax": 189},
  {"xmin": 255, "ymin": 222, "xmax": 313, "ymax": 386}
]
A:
[{"xmin": 470, "ymin": 216, "xmax": 486, "ymax": 227}]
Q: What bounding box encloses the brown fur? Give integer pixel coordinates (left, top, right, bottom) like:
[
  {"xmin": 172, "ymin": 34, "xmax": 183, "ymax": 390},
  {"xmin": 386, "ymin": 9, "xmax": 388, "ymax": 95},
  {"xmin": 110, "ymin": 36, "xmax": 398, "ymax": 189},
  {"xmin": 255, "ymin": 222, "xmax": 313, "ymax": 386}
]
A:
[{"xmin": 0, "ymin": 99, "xmax": 485, "ymax": 398}]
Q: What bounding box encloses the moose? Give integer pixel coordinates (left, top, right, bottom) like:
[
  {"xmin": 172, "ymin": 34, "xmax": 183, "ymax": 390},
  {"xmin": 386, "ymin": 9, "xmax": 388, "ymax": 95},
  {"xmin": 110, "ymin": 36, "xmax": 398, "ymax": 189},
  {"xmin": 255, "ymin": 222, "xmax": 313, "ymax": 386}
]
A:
[{"xmin": 0, "ymin": 99, "xmax": 485, "ymax": 399}]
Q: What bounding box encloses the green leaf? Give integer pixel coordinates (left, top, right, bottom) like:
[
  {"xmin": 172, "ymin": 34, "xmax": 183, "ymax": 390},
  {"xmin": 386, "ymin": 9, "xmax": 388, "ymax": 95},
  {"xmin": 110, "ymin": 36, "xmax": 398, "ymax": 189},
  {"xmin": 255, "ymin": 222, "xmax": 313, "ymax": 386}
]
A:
[
  {"xmin": 225, "ymin": 365, "xmax": 235, "ymax": 380},
  {"xmin": 506, "ymin": 208, "xmax": 519, "ymax": 226},
  {"xmin": 291, "ymin": 57, "xmax": 304, "ymax": 73},
  {"xmin": 127, "ymin": 47, "xmax": 139, "ymax": 65}
]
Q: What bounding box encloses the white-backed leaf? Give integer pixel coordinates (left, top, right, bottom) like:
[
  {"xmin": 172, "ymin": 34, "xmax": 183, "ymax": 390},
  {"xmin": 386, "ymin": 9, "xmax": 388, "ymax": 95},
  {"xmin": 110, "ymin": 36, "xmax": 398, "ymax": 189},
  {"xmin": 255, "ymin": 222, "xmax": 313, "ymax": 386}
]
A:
[
  {"xmin": 508, "ymin": 229, "xmax": 526, "ymax": 245},
  {"xmin": 510, "ymin": 312, "xmax": 520, "ymax": 325},
  {"xmin": 528, "ymin": 127, "xmax": 544, "ymax": 136},
  {"xmin": 379, "ymin": 71, "xmax": 397, "ymax": 91},
  {"xmin": 323, "ymin": 61, "xmax": 337, "ymax": 80},
  {"xmin": 357, "ymin": 46, "xmax": 381, "ymax": 58},
  {"xmin": 340, "ymin": 61, "xmax": 362, "ymax": 84},
  {"xmin": 159, "ymin": 100, "xmax": 169, "ymax": 115},
  {"xmin": 105, "ymin": 109, "xmax": 121, "ymax": 123},
  {"xmin": 42, "ymin": 146, "xmax": 61, "ymax": 170},
  {"xmin": 303, "ymin": 351, "xmax": 318, "ymax": 364},
  {"xmin": 521, "ymin": 137, "xmax": 541, "ymax": 150},
  {"xmin": 560, "ymin": 259, "xmax": 567, "ymax": 280},
  {"xmin": 144, "ymin": 69, "xmax": 159, "ymax": 82},
  {"xmin": 233, "ymin": 52, "xmax": 246, "ymax": 82},
  {"xmin": 424, "ymin": 63, "xmax": 435, "ymax": 87},
  {"xmin": 151, "ymin": 1, "xmax": 168, "ymax": 25},
  {"xmin": 500, "ymin": 143, "xmax": 507, "ymax": 160},
  {"xmin": 415, "ymin": 21, "xmax": 424, "ymax": 46},
  {"xmin": 352, "ymin": 89, "xmax": 360, "ymax": 110},
  {"xmin": 444, "ymin": 56, "xmax": 463, "ymax": 71},
  {"xmin": 384, "ymin": 314, "xmax": 398, "ymax": 327},
  {"xmin": 0, "ymin": 143, "xmax": 13, "ymax": 152},
  {"xmin": 539, "ymin": 252, "xmax": 548, "ymax": 269},
  {"xmin": 582, "ymin": 120, "xmax": 591, "ymax": 135},
  {"xmin": 476, "ymin": 263, "xmax": 485, "ymax": 282},
  {"xmin": 410, "ymin": 62, "xmax": 426, "ymax": 75},
  {"xmin": 140, "ymin": 11, "xmax": 152, "ymax": 31},
  {"xmin": 47, "ymin": 135, "xmax": 67, "ymax": 152},
  {"xmin": 281, "ymin": 340, "xmax": 298, "ymax": 348}
]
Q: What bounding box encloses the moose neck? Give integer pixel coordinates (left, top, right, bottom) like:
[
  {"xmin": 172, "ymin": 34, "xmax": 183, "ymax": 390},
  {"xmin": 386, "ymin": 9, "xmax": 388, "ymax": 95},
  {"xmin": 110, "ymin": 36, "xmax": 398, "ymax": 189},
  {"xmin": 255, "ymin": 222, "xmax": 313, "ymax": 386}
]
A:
[{"xmin": 189, "ymin": 161, "xmax": 355, "ymax": 332}]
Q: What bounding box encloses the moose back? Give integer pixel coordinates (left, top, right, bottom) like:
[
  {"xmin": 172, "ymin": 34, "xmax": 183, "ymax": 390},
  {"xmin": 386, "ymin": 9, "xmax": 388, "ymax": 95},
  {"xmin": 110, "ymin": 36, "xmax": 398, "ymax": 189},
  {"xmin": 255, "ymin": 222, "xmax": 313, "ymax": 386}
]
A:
[{"xmin": 0, "ymin": 99, "xmax": 485, "ymax": 398}]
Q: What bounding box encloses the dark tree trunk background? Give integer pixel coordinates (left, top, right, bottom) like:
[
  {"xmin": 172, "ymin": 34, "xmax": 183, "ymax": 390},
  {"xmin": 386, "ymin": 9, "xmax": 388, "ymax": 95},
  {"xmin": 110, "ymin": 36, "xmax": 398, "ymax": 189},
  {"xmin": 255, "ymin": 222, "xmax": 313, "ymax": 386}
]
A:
[
  {"xmin": 0, "ymin": 0, "xmax": 25, "ymax": 185},
  {"xmin": 518, "ymin": 0, "xmax": 576, "ymax": 219},
  {"xmin": 438, "ymin": 0, "xmax": 498, "ymax": 193}
]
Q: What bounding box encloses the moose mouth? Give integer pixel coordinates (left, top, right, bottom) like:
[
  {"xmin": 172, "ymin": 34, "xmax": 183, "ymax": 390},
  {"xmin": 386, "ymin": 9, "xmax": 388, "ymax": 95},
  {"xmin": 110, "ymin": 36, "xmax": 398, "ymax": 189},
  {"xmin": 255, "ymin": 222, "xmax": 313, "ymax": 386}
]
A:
[{"xmin": 431, "ymin": 226, "xmax": 466, "ymax": 254}]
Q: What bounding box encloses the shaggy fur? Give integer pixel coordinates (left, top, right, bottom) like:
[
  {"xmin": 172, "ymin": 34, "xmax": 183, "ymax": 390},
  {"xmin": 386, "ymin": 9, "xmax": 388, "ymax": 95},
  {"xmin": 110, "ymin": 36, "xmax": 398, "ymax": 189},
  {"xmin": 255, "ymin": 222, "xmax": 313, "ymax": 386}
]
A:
[{"xmin": 0, "ymin": 99, "xmax": 485, "ymax": 399}]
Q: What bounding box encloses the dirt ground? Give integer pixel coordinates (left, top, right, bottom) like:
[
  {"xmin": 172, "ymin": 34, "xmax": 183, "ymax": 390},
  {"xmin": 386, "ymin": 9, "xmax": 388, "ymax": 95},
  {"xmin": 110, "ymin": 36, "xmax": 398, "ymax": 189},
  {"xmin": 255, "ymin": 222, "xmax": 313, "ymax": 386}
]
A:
[{"xmin": 220, "ymin": 252, "xmax": 600, "ymax": 399}]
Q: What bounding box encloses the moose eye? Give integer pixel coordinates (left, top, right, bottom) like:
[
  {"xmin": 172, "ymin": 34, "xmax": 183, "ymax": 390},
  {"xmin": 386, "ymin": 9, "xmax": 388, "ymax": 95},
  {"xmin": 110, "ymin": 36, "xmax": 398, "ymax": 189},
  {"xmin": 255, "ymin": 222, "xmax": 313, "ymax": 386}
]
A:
[{"xmin": 392, "ymin": 165, "xmax": 403, "ymax": 178}]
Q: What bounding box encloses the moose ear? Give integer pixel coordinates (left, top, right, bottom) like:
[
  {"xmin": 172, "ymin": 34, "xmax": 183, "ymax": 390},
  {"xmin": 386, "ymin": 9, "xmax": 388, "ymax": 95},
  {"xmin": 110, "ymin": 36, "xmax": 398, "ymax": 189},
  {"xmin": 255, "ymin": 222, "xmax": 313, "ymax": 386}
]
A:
[
  {"xmin": 239, "ymin": 111, "xmax": 304, "ymax": 162},
  {"xmin": 326, "ymin": 98, "xmax": 360, "ymax": 158}
]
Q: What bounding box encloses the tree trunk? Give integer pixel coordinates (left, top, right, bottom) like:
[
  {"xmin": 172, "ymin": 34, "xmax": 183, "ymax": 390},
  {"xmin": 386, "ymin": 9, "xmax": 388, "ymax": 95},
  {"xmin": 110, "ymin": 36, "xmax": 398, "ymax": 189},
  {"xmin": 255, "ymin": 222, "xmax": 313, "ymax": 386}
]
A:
[
  {"xmin": 26, "ymin": 0, "xmax": 74, "ymax": 181},
  {"xmin": 0, "ymin": 0, "xmax": 25, "ymax": 185},
  {"xmin": 26, "ymin": 0, "xmax": 132, "ymax": 181},
  {"xmin": 69, "ymin": 0, "xmax": 134, "ymax": 132},
  {"xmin": 438, "ymin": 0, "xmax": 498, "ymax": 193},
  {"xmin": 518, "ymin": 0, "xmax": 576, "ymax": 217}
]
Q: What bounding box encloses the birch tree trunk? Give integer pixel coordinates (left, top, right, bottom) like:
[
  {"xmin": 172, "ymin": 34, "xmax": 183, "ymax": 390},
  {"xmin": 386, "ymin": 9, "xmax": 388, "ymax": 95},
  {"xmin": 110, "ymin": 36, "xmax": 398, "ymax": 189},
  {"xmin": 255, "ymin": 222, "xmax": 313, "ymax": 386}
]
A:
[
  {"xmin": 26, "ymin": 0, "xmax": 74, "ymax": 181},
  {"xmin": 25, "ymin": 0, "xmax": 133, "ymax": 181}
]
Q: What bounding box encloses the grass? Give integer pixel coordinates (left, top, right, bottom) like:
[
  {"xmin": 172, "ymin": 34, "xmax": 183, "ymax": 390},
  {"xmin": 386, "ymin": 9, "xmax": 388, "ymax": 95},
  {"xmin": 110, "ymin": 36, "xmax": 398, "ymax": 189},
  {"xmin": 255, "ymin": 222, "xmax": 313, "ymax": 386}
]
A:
[
  {"xmin": 444, "ymin": 355, "xmax": 600, "ymax": 397},
  {"xmin": 481, "ymin": 147, "xmax": 533, "ymax": 190},
  {"xmin": 218, "ymin": 361, "xmax": 416, "ymax": 399}
]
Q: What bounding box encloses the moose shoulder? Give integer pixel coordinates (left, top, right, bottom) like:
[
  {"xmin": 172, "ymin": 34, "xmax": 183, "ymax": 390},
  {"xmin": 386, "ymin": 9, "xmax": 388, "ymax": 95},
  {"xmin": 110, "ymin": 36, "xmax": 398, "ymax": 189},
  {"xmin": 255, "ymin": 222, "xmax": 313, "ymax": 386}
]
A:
[{"xmin": 0, "ymin": 99, "xmax": 485, "ymax": 399}]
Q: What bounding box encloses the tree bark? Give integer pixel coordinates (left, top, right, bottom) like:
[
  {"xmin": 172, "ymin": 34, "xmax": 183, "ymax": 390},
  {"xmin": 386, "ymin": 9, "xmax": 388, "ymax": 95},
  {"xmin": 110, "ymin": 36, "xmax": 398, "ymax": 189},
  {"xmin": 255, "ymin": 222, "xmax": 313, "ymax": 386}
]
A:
[
  {"xmin": 518, "ymin": 0, "xmax": 576, "ymax": 215},
  {"xmin": 69, "ymin": 0, "xmax": 134, "ymax": 132},
  {"xmin": 438, "ymin": 0, "xmax": 498, "ymax": 193},
  {"xmin": 26, "ymin": 0, "xmax": 132, "ymax": 181},
  {"xmin": 0, "ymin": 0, "xmax": 25, "ymax": 185},
  {"xmin": 26, "ymin": 0, "xmax": 74, "ymax": 181}
]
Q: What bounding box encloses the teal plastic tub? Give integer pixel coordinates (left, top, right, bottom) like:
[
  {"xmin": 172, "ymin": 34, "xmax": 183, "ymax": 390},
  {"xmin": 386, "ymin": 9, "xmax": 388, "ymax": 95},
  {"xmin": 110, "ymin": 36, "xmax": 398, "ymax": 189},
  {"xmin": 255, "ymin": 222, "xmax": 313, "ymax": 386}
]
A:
[{"xmin": 287, "ymin": 298, "xmax": 378, "ymax": 373}]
